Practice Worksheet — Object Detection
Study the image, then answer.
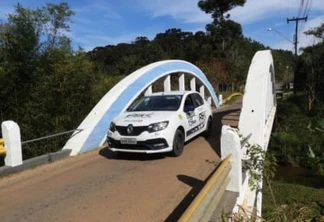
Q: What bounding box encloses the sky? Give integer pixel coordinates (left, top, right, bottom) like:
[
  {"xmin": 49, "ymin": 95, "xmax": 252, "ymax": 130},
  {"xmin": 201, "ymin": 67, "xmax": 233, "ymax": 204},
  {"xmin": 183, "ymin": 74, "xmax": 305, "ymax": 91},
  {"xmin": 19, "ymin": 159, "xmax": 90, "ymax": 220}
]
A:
[{"xmin": 0, "ymin": 0, "xmax": 323, "ymax": 53}]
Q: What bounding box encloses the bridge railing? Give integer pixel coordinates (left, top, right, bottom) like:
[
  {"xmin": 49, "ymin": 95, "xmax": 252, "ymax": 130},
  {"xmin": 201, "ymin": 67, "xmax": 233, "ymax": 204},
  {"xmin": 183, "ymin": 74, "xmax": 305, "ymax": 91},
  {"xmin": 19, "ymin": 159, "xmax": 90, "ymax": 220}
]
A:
[
  {"xmin": 0, "ymin": 120, "xmax": 80, "ymax": 168},
  {"xmin": 178, "ymin": 154, "xmax": 232, "ymax": 222}
]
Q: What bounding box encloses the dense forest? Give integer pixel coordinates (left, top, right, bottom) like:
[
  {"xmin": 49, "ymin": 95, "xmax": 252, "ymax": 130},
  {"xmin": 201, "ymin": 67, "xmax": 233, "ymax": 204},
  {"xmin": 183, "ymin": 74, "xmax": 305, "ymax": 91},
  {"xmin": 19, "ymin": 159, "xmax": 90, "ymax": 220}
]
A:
[
  {"xmin": 0, "ymin": 1, "xmax": 308, "ymax": 160},
  {"xmin": 1, "ymin": 1, "xmax": 324, "ymax": 220}
]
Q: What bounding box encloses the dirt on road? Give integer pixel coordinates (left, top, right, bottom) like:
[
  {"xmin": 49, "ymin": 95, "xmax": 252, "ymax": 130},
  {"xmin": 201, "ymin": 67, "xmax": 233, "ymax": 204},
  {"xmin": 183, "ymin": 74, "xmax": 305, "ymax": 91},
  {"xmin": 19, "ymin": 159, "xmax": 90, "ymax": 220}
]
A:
[{"xmin": 0, "ymin": 101, "xmax": 241, "ymax": 222}]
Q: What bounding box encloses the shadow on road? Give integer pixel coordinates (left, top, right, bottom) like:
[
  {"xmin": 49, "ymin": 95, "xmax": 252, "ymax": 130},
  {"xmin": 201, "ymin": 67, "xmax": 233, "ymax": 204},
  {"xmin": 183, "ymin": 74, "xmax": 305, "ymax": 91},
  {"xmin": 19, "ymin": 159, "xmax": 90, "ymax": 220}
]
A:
[
  {"xmin": 165, "ymin": 167, "xmax": 219, "ymax": 221},
  {"xmin": 165, "ymin": 102, "xmax": 242, "ymax": 221},
  {"xmin": 98, "ymin": 146, "xmax": 166, "ymax": 161}
]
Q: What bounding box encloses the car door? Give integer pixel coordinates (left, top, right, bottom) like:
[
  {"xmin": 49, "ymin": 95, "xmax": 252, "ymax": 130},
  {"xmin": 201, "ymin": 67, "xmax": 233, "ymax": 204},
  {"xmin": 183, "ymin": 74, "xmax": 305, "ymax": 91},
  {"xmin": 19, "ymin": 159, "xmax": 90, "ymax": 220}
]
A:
[
  {"xmin": 183, "ymin": 94, "xmax": 200, "ymax": 139},
  {"xmin": 192, "ymin": 93, "xmax": 207, "ymax": 133}
]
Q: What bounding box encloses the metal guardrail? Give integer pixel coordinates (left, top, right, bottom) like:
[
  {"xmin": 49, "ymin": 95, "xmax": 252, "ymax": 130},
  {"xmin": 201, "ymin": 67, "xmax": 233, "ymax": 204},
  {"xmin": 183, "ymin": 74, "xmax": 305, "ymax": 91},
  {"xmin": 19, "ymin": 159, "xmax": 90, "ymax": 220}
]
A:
[
  {"xmin": 179, "ymin": 154, "xmax": 232, "ymax": 222},
  {"xmin": 21, "ymin": 129, "xmax": 83, "ymax": 145},
  {"xmin": 241, "ymin": 133, "xmax": 252, "ymax": 148},
  {"xmin": 222, "ymin": 92, "xmax": 243, "ymax": 104},
  {"xmin": 0, "ymin": 138, "xmax": 5, "ymax": 155}
]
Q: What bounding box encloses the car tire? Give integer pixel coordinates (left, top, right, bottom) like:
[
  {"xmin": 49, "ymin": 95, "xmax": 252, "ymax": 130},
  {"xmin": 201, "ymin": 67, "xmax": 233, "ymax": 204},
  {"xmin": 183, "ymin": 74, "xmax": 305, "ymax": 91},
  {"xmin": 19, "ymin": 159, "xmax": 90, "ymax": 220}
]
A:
[
  {"xmin": 171, "ymin": 129, "xmax": 185, "ymax": 157},
  {"xmin": 204, "ymin": 116, "xmax": 212, "ymax": 137}
]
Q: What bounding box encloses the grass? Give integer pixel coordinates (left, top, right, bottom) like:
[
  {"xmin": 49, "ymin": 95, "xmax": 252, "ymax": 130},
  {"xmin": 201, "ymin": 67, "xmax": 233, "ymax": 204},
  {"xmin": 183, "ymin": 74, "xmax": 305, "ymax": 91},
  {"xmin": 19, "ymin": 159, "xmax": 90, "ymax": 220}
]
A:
[{"xmin": 262, "ymin": 180, "xmax": 324, "ymax": 221}]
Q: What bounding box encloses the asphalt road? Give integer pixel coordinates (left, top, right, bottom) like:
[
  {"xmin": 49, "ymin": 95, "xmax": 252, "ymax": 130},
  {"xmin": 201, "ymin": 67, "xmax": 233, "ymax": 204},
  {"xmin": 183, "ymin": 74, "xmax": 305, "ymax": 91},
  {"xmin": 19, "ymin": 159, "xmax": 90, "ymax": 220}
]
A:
[{"xmin": 0, "ymin": 101, "xmax": 241, "ymax": 222}]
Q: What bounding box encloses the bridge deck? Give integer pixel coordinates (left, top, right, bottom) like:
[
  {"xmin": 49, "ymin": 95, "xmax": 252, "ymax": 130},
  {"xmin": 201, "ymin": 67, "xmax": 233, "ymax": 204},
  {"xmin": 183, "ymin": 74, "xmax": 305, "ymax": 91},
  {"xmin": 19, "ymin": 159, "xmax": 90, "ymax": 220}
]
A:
[{"xmin": 0, "ymin": 101, "xmax": 241, "ymax": 222}]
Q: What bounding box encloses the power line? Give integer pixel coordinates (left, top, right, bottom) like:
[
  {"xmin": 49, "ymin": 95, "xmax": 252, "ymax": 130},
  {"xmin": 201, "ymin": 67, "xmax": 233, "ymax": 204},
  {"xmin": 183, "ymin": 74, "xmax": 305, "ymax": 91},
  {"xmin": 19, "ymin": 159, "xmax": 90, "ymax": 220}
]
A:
[
  {"xmin": 298, "ymin": 0, "xmax": 305, "ymax": 18},
  {"xmin": 299, "ymin": 0, "xmax": 312, "ymax": 36}
]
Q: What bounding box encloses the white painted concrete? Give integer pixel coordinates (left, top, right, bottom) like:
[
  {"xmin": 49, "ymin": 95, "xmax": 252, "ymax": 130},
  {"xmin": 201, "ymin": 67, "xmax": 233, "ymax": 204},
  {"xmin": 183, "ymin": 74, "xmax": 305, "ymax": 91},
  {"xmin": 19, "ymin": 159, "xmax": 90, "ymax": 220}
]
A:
[
  {"xmin": 164, "ymin": 75, "xmax": 171, "ymax": 92},
  {"xmin": 238, "ymin": 50, "xmax": 276, "ymax": 152},
  {"xmin": 63, "ymin": 60, "xmax": 219, "ymax": 156},
  {"xmin": 235, "ymin": 50, "xmax": 277, "ymax": 219},
  {"xmin": 1, "ymin": 121, "xmax": 23, "ymax": 167},
  {"xmin": 199, "ymin": 85, "xmax": 205, "ymax": 99},
  {"xmin": 179, "ymin": 73, "xmax": 185, "ymax": 91},
  {"xmin": 190, "ymin": 77, "xmax": 196, "ymax": 91},
  {"xmin": 221, "ymin": 125, "xmax": 242, "ymax": 193},
  {"xmin": 145, "ymin": 85, "xmax": 152, "ymax": 96},
  {"xmin": 218, "ymin": 50, "xmax": 277, "ymax": 219}
]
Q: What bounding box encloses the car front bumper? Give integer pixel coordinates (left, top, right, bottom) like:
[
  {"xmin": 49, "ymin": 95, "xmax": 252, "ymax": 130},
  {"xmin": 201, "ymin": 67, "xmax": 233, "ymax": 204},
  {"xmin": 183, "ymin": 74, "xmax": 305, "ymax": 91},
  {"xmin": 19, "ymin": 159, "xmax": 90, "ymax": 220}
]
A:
[{"xmin": 107, "ymin": 130, "xmax": 173, "ymax": 154}]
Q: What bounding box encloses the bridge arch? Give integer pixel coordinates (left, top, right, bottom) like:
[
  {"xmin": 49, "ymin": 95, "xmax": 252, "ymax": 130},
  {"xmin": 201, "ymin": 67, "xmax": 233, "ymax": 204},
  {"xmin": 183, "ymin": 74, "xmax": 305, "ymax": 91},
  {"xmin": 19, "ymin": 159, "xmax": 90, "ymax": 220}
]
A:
[{"xmin": 63, "ymin": 60, "xmax": 219, "ymax": 155}]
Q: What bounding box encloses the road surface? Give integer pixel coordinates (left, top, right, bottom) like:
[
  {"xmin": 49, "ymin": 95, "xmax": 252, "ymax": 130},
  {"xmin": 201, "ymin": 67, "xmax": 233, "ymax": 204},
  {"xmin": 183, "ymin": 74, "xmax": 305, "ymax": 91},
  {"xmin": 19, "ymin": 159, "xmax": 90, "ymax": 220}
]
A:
[{"xmin": 0, "ymin": 101, "xmax": 241, "ymax": 222}]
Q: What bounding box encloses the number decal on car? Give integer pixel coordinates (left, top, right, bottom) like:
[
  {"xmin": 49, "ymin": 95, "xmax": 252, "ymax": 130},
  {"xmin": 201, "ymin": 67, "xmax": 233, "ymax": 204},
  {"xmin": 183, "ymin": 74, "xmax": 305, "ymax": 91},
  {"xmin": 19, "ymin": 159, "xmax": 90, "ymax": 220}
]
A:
[{"xmin": 199, "ymin": 111, "xmax": 206, "ymax": 122}]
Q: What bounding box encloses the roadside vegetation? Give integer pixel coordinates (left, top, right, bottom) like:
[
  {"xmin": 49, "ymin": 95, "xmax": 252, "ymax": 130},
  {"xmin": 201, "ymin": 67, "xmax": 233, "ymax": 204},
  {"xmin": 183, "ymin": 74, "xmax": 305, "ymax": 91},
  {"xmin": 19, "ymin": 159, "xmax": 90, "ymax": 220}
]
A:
[
  {"xmin": 0, "ymin": 1, "xmax": 323, "ymax": 220},
  {"xmin": 263, "ymin": 181, "xmax": 324, "ymax": 221},
  {"xmin": 262, "ymin": 23, "xmax": 324, "ymax": 221},
  {"xmin": 0, "ymin": 1, "xmax": 291, "ymax": 160}
]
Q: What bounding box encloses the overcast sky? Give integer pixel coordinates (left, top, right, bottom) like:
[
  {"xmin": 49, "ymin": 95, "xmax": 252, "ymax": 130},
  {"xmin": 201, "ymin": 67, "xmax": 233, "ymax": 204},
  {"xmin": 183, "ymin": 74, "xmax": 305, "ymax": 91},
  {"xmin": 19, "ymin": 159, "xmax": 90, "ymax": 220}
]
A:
[{"xmin": 0, "ymin": 0, "xmax": 323, "ymax": 52}]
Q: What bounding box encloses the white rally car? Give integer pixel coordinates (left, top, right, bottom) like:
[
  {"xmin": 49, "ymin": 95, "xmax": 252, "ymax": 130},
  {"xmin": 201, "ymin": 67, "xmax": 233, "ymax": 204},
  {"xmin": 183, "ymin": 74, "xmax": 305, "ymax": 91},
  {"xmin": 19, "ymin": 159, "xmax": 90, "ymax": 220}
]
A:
[{"xmin": 107, "ymin": 91, "xmax": 213, "ymax": 156}]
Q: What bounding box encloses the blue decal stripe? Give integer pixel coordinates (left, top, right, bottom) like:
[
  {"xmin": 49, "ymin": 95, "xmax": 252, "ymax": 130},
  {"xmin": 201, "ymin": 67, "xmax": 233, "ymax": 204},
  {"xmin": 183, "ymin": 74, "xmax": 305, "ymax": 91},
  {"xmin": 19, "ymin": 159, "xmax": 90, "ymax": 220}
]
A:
[{"xmin": 80, "ymin": 61, "xmax": 219, "ymax": 153}]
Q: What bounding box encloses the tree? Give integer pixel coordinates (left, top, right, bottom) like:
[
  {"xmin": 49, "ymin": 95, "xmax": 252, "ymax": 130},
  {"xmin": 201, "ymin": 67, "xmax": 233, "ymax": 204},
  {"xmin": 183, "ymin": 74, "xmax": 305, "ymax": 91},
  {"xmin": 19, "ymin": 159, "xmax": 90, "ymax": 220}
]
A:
[
  {"xmin": 304, "ymin": 23, "xmax": 324, "ymax": 40},
  {"xmin": 198, "ymin": 0, "xmax": 246, "ymax": 21},
  {"xmin": 0, "ymin": 2, "xmax": 100, "ymax": 159}
]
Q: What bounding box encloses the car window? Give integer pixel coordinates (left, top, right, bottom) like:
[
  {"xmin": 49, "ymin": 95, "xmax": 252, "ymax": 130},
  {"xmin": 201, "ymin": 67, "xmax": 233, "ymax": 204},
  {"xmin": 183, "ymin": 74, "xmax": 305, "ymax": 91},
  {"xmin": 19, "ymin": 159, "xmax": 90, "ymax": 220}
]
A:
[
  {"xmin": 183, "ymin": 95, "xmax": 194, "ymax": 110},
  {"xmin": 129, "ymin": 95, "xmax": 182, "ymax": 111},
  {"xmin": 192, "ymin": 93, "xmax": 204, "ymax": 107}
]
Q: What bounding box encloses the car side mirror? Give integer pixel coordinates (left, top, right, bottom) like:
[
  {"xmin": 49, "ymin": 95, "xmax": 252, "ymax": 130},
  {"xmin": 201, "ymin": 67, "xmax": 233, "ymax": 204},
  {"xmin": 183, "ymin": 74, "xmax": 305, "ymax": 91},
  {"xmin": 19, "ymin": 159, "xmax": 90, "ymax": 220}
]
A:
[{"xmin": 184, "ymin": 105, "xmax": 195, "ymax": 112}]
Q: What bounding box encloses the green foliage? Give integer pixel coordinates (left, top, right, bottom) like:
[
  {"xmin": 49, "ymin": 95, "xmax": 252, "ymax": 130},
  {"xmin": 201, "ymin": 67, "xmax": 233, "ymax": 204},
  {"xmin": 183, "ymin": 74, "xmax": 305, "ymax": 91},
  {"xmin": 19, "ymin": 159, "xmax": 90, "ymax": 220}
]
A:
[
  {"xmin": 198, "ymin": 0, "xmax": 246, "ymax": 21},
  {"xmin": 244, "ymin": 143, "xmax": 277, "ymax": 192},
  {"xmin": 262, "ymin": 181, "xmax": 324, "ymax": 221},
  {"xmin": 269, "ymin": 95, "xmax": 324, "ymax": 167},
  {"xmin": 0, "ymin": 3, "xmax": 102, "ymax": 159},
  {"xmin": 0, "ymin": 1, "xmax": 292, "ymax": 162}
]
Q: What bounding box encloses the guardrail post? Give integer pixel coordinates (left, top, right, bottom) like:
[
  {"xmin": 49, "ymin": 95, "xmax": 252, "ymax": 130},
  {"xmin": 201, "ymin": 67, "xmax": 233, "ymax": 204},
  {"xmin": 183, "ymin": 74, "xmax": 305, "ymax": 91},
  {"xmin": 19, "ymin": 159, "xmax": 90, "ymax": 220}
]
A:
[
  {"xmin": 1, "ymin": 121, "xmax": 23, "ymax": 167},
  {"xmin": 218, "ymin": 94, "xmax": 223, "ymax": 106},
  {"xmin": 220, "ymin": 125, "xmax": 242, "ymax": 193}
]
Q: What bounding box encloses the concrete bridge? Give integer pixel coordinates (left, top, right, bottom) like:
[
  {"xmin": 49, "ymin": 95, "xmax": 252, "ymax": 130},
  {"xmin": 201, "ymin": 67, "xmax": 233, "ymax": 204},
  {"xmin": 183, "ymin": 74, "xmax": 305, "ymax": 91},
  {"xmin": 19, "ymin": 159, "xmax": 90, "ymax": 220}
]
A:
[{"xmin": 0, "ymin": 50, "xmax": 276, "ymax": 221}]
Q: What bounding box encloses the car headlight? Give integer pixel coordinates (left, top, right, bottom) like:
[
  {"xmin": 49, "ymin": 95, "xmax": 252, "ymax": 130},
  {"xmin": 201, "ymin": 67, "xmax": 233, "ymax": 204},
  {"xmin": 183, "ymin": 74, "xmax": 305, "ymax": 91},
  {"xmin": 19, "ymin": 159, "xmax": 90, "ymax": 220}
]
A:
[
  {"xmin": 109, "ymin": 122, "xmax": 116, "ymax": 132},
  {"xmin": 148, "ymin": 121, "xmax": 169, "ymax": 133}
]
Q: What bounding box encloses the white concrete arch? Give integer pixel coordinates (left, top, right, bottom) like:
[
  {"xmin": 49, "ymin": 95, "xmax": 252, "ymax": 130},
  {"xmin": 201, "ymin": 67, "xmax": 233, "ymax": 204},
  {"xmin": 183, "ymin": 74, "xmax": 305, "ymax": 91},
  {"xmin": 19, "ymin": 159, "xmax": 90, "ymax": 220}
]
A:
[
  {"xmin": 63, "ymin": 60, "xmax": 219, "ymax": 155},
  {"xmin": 238, "ymin": 50, "xmax": 277, "ymax": 149}
]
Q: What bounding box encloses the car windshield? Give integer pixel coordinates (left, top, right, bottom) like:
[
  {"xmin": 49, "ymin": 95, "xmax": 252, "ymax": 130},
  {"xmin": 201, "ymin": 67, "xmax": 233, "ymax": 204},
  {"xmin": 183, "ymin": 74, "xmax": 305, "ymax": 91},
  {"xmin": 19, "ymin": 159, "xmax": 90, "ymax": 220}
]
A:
[{"xmin": 129, "ymin": 95, "xmax": 183, "ymax": 111}]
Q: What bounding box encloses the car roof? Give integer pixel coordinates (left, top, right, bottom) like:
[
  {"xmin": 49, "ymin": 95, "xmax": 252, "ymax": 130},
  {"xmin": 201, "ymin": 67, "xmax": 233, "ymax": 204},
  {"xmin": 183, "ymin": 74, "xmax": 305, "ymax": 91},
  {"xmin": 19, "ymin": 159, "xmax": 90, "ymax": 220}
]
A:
[{"xmin": 147, "ymin": 90, "xmax": 197, "ymax": 96}]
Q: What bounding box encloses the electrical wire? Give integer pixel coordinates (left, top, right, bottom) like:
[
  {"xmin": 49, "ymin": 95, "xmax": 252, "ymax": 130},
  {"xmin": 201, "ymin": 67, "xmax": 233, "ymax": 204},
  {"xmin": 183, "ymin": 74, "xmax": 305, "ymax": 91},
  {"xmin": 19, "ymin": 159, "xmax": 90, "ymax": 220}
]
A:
[
  {"xmin": 300, "ymin": 0, "xmax": 312, "ymax": 32},
  {"xmin": 298, "ymin": 0, "xmax": 304, "ymax": 18}
]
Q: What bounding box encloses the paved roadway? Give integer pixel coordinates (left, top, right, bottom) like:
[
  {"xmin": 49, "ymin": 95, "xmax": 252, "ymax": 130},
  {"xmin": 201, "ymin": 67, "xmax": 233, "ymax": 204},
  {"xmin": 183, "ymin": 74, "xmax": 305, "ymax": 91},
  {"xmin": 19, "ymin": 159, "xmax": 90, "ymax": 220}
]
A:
[{"xmin": 0, "ymin": 100, "xmax": 241, "ymax": 222}]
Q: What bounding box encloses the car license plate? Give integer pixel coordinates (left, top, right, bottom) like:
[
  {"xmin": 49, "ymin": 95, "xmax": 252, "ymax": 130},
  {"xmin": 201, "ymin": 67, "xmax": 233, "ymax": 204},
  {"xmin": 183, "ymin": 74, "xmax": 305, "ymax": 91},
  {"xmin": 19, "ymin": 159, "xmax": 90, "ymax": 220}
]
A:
[{"xmin": 120, "ymin": 138, "xmax": 137, "ymax": 145}]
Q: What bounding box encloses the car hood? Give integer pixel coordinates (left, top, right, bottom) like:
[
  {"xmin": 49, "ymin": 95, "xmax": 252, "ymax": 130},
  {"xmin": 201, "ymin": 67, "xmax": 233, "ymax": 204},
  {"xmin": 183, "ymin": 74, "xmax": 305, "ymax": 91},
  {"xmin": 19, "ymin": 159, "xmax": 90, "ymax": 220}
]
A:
[{"xmin": 114, "ymin": 111, "xmax": 174, "ymax": 126}]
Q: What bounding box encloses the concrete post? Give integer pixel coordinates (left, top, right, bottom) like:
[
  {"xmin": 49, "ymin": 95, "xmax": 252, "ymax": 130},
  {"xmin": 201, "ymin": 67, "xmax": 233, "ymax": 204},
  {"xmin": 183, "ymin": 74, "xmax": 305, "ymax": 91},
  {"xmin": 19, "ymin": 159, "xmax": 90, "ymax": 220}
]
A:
[
  {"xmin": 179, "ymin": 73, "xmax": 185, "ymax": 91},
  {"xmin": 1, "ymin": 121, "xmax": 23, "ymax": 167},
  {"xmin": 221, "ymin": 125, "xmax": 242, "ymax": 193},
  {"xmin": 145, "ymin": 85, "xmax": 152, "ymax": 96},
  {"xmin": 164, "ymin": 75, "xmax": 171, "ymax": 92},
  {"xmin": 190, "ymin": 77, "xmax": 196, "ymax": 91},
  {"xmin": 199, "ymin": 85, "xmax": 205, "ymax": 99}
]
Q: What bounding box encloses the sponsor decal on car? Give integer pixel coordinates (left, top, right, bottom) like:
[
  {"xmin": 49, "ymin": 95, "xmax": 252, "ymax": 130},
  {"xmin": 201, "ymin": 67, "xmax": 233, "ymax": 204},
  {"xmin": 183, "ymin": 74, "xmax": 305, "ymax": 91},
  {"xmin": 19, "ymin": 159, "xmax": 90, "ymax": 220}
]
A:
[
  {"xmin": 186, "ymin": 112, "xmax": 196, "ymax": 127},
  {"xmin": 199, "ymin": 111, "xmax": 206, "ymax": 122},
  {"xmin": 124, "ymin": 119, "xmax": 143, "ymax": 123},
  {"xmin": 126, "ymin": 113, "xmax": 153, "ymax": 118},
  {"xmin": 186, "ymin": 122, "xmax": 205, "ymax": 136}
]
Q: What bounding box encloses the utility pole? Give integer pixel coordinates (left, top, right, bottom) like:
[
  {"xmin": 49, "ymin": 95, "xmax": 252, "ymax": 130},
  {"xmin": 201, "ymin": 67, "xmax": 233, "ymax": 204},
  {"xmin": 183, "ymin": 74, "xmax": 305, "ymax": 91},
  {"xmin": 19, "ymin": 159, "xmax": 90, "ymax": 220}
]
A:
[{"xmin": 287, "ymin": 16, "xmax": 307, "ymax": 94}]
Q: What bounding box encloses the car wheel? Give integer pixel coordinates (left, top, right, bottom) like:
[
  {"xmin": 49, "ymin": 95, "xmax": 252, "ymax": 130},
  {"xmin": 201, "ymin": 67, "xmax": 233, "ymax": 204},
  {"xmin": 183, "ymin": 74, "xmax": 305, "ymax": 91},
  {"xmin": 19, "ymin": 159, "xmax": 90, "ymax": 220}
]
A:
[
  {"xmin": 204, "ymin": 116, "xmax": 212, "ymax": 137},
  {"xmin": 171, "ymin": 129, "xmax": 184, "ymax": 157}
]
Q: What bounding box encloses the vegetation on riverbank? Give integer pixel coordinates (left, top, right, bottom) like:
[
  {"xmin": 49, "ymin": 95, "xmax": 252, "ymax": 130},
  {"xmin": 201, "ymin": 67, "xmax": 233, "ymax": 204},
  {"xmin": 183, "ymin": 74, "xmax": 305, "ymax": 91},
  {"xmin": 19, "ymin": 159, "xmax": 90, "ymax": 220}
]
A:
[
  {"xmin": 262, "ymin": 181, "xmax": 324, "ymax": 221},
  {"xmin": 269, "ymin": 95, "xmax": 324, "ymax": 169}
]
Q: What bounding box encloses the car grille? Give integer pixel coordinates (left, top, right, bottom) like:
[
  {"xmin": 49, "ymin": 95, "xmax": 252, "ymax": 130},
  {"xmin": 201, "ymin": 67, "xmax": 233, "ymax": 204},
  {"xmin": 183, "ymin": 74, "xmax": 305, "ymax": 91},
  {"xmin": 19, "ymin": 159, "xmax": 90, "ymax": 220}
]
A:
[
  {"xmin": 116, "ymin": 126, "xmax": 148, "ymax": 136},
  {"xmin": 107, "ymin": 138, "xmax": 168, "ymax": 150}
]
